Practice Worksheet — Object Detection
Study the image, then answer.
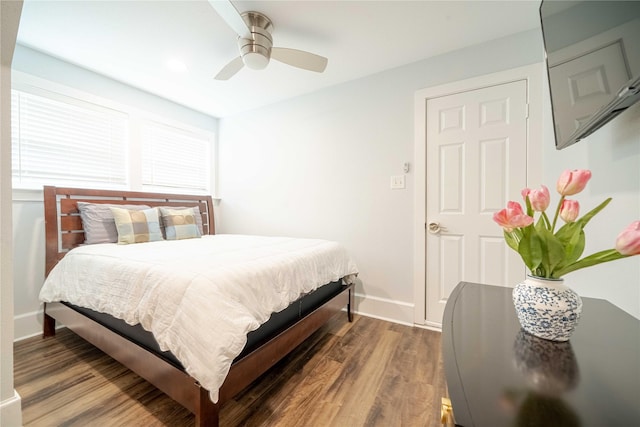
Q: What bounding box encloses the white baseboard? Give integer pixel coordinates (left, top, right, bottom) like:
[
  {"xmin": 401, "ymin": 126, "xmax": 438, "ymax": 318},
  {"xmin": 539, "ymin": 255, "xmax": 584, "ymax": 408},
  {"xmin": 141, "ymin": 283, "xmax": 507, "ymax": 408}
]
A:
[
  {"xmin": 414, "ymin": 322, "xmax": 442, "ymax": 333},
  {"xmin": 15, "ymin": 294, "xmax": 417, "ymax": 342},
  {"xmin": 0, "ymin": 390, "xmax": 22, "ymax": 427},
  {"xmin": 14, "ymin": 309, "xmax": 42, "ymax": 342},
  {"xmin": 352, "ymin": 293, "xmax": 414, "ymax": 326}
]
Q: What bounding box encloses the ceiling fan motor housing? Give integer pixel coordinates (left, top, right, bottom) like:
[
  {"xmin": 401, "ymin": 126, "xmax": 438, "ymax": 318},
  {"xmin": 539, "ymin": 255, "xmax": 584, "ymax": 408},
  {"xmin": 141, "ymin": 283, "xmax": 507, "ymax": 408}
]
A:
[
  {"xmin": 238, "ymin": 11, "xmax": 273, "ymax": 70},
  {"xmin": 212, "ymin": 5, "xmax": 327, "ymax": 80}
]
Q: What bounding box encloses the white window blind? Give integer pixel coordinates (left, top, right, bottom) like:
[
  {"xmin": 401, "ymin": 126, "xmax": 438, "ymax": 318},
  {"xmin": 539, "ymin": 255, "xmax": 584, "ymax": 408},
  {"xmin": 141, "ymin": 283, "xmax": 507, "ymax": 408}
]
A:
[
  {"xmin": 141, "ymin": 121, "xmax": 210, "ymax": 193},
  {"xmin": 11, "ymin": 89, "xmax": 128, "ymax": 188}
]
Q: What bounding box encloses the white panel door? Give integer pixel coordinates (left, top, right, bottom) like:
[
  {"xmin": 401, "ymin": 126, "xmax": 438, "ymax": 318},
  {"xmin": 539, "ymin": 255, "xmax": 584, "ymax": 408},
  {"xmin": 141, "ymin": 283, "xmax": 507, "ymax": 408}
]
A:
[{"xmin": 425, "ymin": 80, "xmax": 528, "ymax": 327}]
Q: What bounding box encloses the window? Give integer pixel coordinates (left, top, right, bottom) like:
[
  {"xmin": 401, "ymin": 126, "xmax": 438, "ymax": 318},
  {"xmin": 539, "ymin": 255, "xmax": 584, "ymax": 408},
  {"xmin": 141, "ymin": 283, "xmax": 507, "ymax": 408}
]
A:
[
  {"xmin": 11, "ymin": 89, "xmax": 128, "ymax": 189},
  {"xmin": 10, "ymin": 79, "xmax": 215, "ymax": 194},
  {"xmin": 141, "ymin": 121, "xmax": 211, "ymax": 193}
]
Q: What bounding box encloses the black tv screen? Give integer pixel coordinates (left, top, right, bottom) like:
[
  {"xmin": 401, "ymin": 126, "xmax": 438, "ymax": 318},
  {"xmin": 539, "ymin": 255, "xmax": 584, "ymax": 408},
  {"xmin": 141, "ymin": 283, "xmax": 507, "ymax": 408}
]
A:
[{"xmin": 540, "ymin": 0, "xmax": 640, "ymax": 149}]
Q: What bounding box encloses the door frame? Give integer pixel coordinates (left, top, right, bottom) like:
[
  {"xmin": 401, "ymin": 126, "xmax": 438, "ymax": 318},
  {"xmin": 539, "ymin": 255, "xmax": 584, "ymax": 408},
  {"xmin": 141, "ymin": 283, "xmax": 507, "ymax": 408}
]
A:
[{"xmin": 413, "ymin": 63, "xmax": 544, "ymax": 328}]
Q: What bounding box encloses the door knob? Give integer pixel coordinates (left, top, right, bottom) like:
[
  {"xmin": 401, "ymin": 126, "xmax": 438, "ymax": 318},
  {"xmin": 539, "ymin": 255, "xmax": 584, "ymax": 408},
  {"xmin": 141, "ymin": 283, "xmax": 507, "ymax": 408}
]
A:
[{"xmin": 428, "ymin": 222, "xmax": 447, "ymax": 234}]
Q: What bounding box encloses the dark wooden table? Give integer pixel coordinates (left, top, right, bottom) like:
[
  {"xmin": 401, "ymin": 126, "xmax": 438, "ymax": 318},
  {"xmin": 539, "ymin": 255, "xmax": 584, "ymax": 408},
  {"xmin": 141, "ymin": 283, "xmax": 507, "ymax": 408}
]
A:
[{"xmin": 442, "ymin": 282, "xmax": 640, "ymax": 427}]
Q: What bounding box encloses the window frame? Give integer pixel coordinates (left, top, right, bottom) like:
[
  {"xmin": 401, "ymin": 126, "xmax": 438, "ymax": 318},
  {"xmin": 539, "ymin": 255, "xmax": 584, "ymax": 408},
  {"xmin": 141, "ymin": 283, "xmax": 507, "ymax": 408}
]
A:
[
  {"xmin": 10, "ymin": 72, "xmax": 216, "ymax": 196},
  {"xmin": 11, "ymin": 84, "xmax": 130, "ymax": 190}
]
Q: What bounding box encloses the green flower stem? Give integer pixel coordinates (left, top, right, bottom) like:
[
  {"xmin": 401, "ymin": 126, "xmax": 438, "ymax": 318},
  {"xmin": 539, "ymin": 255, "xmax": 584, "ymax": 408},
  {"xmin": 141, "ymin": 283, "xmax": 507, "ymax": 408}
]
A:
[
  {"xmin": 541, "ymin": 211, "xmax": 551, "ymax": 230},
  {"xmin": 524, "ymin": 196, "xmax": 533, "ymax": 217},
  {"xmin": 551, "ymin": 195, "xmax": 565, "ymax": 233}
]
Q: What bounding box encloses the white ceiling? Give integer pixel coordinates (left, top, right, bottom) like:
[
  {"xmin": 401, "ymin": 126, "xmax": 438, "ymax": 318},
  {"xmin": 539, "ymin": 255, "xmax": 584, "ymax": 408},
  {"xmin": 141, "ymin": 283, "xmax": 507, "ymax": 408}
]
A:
[{"xmin": 16, "ymin": 0, "xmax": 542, "ymax": 118}]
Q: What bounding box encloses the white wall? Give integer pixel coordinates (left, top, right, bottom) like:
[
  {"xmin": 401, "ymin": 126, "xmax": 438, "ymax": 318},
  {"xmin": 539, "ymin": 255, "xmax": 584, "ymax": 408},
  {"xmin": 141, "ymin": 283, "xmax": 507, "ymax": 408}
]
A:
[
  {"xmin": 1, "ymin": 1, "xmax": 23, "ymax": 425},
  {"xmin": 218, "ymin": 29, "xmax": 545, "ymax": 324},
  {"xmin": 11, "ymin": 47, "xmax": 219, "ymax": 340},
  {"xmin": 12, "ymin": 194, "xmax": 46, "ymax": 339}
]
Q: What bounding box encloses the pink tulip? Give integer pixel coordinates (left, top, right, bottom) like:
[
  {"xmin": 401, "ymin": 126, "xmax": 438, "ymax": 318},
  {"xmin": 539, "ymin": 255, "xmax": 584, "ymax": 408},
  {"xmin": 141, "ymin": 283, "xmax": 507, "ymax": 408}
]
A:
[
  {"xmin": 493, "ymin": 201, "xmax": 534, "ymax": 232},
  {"xmin": 615, "ymin": 221, "xmax": 640, "ymax": 255},
  {"xmin": 556, "ymin": 169, "xmax": 592, "ymax": 196},
  {"xmin": 522, "ymin": 185, "xmax": 550, "ymax": 212},
  {"xmin": 559, "ymin": 199, "xmax": 580, "ymax": 223}
]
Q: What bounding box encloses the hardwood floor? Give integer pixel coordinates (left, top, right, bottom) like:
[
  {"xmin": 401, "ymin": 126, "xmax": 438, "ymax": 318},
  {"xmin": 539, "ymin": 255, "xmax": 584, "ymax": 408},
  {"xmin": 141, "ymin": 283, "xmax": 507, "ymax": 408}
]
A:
[{"xmin": 14, "ymin": 315, "xmax": 447, "ymax": 426}]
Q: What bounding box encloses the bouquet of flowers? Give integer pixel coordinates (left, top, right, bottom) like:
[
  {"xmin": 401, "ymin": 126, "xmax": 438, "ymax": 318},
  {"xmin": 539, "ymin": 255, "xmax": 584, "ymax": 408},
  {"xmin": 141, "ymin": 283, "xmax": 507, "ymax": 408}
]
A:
[{"xmin": 493, "ymin": 169, "xmax": 640, "ymax": 279}]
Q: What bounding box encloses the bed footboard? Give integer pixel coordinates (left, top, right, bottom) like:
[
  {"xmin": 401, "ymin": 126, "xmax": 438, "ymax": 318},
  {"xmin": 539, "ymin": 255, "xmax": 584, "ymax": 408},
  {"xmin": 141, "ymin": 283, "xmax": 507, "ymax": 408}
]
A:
[{"xmin": 43, "ymin": 283, "xmax": 354, "ymax": 426}]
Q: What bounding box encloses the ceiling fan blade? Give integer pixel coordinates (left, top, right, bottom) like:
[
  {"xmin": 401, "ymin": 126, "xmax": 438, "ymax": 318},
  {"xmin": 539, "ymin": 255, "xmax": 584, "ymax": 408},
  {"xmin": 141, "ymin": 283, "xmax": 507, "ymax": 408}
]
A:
[
  {"xmin": 271, "ymin": 47, "xmax": 328, "ymax": 73},
  {"xmin": 214, "ymin": 56, "xmax": 244, "ymax": 80},
  {"xmin": 208, "ymin": 0, "xmax": 250, "ymax": 37}
]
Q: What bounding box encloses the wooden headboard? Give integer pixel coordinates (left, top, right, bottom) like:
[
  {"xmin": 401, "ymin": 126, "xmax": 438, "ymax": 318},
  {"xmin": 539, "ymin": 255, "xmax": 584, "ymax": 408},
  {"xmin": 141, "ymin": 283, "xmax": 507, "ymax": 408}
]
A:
[{"xmin": 43, "ymin": 186, "xmax": 215, "ymax": 276}]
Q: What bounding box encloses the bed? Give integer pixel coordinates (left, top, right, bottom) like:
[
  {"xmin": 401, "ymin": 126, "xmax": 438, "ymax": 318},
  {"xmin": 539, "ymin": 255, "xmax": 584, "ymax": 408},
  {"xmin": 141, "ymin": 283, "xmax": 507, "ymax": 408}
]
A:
[{"xmin": 40, "ymin": 185, "xmax": 357, "ymax": 427}]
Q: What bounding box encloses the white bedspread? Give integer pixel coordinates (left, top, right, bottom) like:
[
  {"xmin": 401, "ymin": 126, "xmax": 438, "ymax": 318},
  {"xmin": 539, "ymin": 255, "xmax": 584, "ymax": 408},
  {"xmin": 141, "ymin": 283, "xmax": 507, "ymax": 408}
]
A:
[{"xmin": 39, "ymin": 234, "xmax": 358, "ymax": 402}]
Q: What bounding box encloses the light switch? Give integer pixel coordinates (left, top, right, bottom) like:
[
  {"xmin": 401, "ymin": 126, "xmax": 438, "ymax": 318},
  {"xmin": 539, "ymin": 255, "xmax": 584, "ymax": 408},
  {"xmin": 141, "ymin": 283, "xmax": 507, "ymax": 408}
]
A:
[{"xmin": 390, "ymin": 175, "xmax": 406, "ymax": 189}]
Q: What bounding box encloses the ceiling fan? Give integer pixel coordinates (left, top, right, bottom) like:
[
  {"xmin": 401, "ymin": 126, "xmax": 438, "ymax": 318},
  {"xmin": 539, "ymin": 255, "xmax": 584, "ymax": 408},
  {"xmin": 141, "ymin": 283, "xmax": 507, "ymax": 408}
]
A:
[{"xmin": 208, "ymin": 0, "xmax": 328, "ymax": 80}]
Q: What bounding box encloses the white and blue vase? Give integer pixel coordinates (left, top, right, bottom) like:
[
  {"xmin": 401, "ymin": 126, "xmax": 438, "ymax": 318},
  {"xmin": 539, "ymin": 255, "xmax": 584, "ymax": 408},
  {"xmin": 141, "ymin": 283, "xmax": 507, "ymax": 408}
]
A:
[{"xmin": 512, "ymin": 275, "xmax": 582, "ymax": 342}]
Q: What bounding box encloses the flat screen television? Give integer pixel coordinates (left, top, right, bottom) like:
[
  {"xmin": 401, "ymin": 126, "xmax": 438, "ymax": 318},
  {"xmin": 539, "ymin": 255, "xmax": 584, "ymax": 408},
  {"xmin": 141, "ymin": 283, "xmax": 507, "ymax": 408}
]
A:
[{"xmin": 540, "ymin": 0, "xmax": 640, "ymax": 149}]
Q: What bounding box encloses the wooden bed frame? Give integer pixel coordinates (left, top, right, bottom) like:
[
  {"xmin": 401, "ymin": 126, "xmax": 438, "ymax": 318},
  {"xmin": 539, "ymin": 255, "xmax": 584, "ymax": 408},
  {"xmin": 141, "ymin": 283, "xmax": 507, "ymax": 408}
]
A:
[{"xmin": 42, "ymin": 186, "xmax": 354, "ymax": 426}]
